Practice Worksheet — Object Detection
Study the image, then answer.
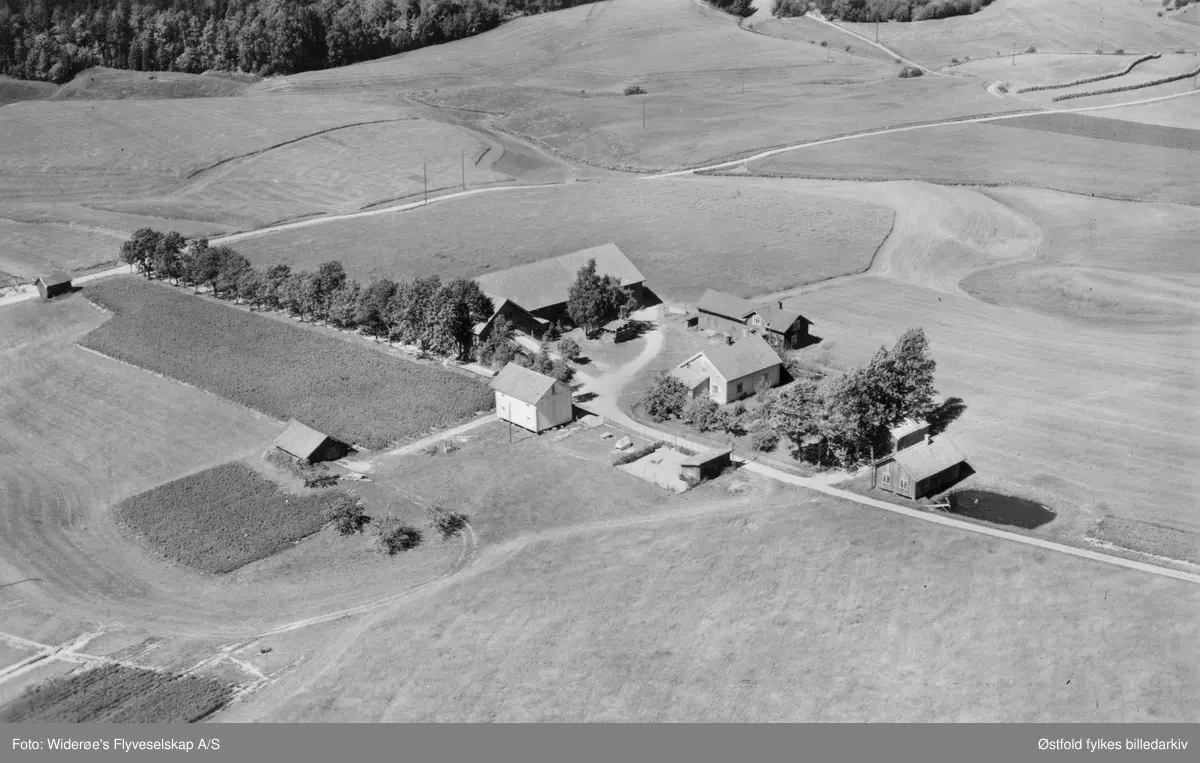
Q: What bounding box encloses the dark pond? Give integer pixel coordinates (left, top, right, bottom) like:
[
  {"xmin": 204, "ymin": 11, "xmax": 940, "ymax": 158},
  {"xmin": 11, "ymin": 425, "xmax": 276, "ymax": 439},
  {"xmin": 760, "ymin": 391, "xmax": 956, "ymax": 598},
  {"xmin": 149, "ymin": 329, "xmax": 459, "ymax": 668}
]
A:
[{"xmin": 945, "ymin": 490, "xmax": 1056, "ymax": 529}]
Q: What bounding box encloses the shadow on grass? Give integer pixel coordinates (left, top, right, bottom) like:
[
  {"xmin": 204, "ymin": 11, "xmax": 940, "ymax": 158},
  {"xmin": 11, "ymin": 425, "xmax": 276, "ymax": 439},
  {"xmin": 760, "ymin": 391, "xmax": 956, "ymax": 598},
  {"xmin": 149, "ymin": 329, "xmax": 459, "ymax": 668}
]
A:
[
  {"xmin": 928, "ymin": 396, "xmax": 967, "ymax": 436},
  {"xmin": 574, "ymin": 392, "xmax": 599, "ymax": 405}
]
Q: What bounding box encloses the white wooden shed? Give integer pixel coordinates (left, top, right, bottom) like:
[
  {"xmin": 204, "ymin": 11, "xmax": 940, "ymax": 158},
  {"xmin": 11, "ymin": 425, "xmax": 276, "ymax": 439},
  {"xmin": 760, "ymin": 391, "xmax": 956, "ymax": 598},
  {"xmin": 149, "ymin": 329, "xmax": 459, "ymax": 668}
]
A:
[{"xmin": 489, "ymin": 363, "xmax": 573, "ymax": 433}]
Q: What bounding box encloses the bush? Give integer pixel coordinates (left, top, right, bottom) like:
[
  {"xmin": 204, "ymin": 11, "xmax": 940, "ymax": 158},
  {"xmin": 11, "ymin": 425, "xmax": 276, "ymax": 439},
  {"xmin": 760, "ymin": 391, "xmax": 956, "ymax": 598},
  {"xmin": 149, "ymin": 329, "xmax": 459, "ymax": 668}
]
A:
[
  {"xmin": 623, "ymin": 85, "xmax": 646, "ymax": 95},
  {"xmin": 331, "ymin": 496, "xmax": 371, "ymax": 536},
  {"xmin": 772, "ymin": 0, "xmax": 808, "ymax": 16},
  {"xmin": 377, "ymin": 518, "xmax": 423, "ymax": 555},
  {"xmin": 557, "ymin": 337, "xmax": 582, "ymax": 361},
  {"xmin": 1114, "ymin": 48, "xmax": 1125, "ymax": 55},
  {"xmin": 819, "ymin": 40, "xmax": 828, "ymax": 47},
  {"xmin": 1025, "ymin": 46, "xmax": 1036, "ymax": 54},
  {"xmin": 682, "ymin": 397, "xmax": 719, "ymax": 431},
  {"xmin": 426, "ymin": 506, "xmax": 468, "ymax": 540},
  {"xmin": 751, "ymin": 428, "xmax": 780, "ymax": 452},
  {"xmin": 613, "ymin": 441, "xmax": 664, "ymax": 466},
  {"xmin": 898, "ymin": 66, "xmax": 924, "ymax": 78},
  {"xmin": 845, "ymin": 45, "xmax": 852, "ymax": 52},
  {"xmin": 641, "ymin": 376, "xmax": 689, "ymax": 421},
  {"xmin": 950, "ymin": 57, "xmax": 960, "ymax": 65},
  {"xmin": 732, "ymin": 400, "xmax": 747, "ymax": 417}
]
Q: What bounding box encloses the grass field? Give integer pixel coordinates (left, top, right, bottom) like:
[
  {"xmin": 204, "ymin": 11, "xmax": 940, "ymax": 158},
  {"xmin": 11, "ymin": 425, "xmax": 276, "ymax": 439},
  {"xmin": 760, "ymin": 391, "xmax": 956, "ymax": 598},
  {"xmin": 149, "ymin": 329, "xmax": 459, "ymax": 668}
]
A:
[
  {"xmin": 1100, "ymin": 92, "xmax": 1200, "ymax": 128},
  {"xmin": 81, "ymin": 277, "xmax": 494, "ymax": 449},
  {"xmin": 230, "ymin": 489, "xmax": 1200, "ymax": 722},
  {"xmin": 0, "ymin": 218, "xmax": 126, "ymax": 283},
  {"xmin": 116, "ymin": 462, "xmax": 346, "ymax": 574},
  {"xmin": 956, "ymin": 53, "xmax": 1152, "ymax": 88},
  {"xmin": 841, "ymin": 0, "xmax": 1195, "ymax": 68},
  {"xmin": 49, "ymin": 67, "xmax": 253, "ymax": 100},
  {"xmin": 0, "ymin": 664, "xmax": 233, "ymax": 722},
  {"xmin": 752, "ymin": 16, "xmax": 897, "ymax": 62},
  {"xmin": 0, "ymin": 75, "xmax": 55, "ymax": 106},
  {"xmin": 233, "ymin": 176, "xmax": 894, "ymax": 302},
  {"xmin": 749, "ymin": 117, "xmax": 1200, "ymax": 205}
]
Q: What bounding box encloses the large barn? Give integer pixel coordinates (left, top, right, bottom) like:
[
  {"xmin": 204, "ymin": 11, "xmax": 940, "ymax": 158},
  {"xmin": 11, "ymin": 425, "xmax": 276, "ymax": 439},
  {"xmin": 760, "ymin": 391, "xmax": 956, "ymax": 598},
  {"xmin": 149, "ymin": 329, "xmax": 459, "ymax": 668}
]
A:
[
  {"xmin": 274, "ymin": 419, "xmax": 351, "ymax": 464},
  {"xmin": 490, "ymin": 362, "xmax": 573, "ymax": 433},
  {"xmin": 692, "ymin": 289, "xmax": 811, "ymax": 349},
  {"xmin": 473, "ymin": 243, "xmax": 645, "ymax": 334}
]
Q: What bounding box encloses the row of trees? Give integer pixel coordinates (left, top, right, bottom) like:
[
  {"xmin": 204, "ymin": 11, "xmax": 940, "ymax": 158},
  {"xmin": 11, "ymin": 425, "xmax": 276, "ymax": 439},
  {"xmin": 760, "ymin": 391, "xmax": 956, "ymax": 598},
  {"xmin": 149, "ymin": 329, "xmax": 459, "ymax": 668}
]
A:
[
  {"xmin": 641, "ymin": 327, "xmax": 938, "ymax": 468},
  {"xmin": 120, "ymin": 227, "xmax": 495, "ymax": 361},
  {"xmin": 0, "ymin": 0, "xmax": 600, "ymax": 84},
  {"xmin": 780, "ymin": 0, "xmax": 995, "ymax": 22}
]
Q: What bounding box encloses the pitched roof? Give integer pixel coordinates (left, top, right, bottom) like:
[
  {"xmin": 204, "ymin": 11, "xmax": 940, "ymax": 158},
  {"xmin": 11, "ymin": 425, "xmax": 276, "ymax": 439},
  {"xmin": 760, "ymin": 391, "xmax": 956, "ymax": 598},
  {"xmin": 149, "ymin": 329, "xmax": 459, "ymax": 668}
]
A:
[
  {"xmin": 889, "ymin": 418, "xmax": 930, "ymax": 440},
  {"xmin": 473, "ymin": 243, "xmax": 645, "ymax": 313},
  {"xmin": 893, "ymin": 437, "xmax": 967, "ymax": 481},
  {"xmin": 749, "ymin": 303, "xmax": 810, "ymax": 332},
  {"xmin": 490, "ymin": 362, "xmax": 560, "ymax": 405},
  {"xmin": 38, "ymin": 273, "xmax": 71, "ymax": 287},
  {"xmin": 274, "ymin": 419, "xmax": 337, "ymax": 460},
  {"xmin": 699, "ymin": 335, "xmax": 781, "ymax": 381},
  {"xmin": 680, "ymin": 447, "xmax": 732, "ymax": 467},
  {"xmin": 695, "ymin": 289, "xmax": 758, "ymax": 320},
  {"xmin": 669, "ymin": 363, "xmax": 711, "ymax": 390}
]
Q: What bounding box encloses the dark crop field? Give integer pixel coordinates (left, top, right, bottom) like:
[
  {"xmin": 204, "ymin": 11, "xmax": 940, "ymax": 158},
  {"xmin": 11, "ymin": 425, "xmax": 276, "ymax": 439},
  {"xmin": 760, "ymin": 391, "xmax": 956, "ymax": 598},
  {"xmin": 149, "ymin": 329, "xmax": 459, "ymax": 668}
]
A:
[
  {"xmin": 116, "ymin": 461, "xmax": 344, "ymax": 574},
  {"xmin": 0, "ymin": 664, "xmax": 232, "ymax": 722},
  {"xmin": 81, "ymin": 277, "xmax": 493, "ymax": 449},
  {"xmin": 991, "ymin": 113, "xmax": 1200, "ymax": 152}
]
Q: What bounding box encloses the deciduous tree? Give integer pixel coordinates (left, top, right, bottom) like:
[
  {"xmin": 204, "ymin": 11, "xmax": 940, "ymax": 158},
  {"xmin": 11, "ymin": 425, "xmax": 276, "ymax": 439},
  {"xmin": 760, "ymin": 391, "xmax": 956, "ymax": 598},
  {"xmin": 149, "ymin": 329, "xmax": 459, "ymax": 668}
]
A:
[{"xmin": 119, "ymin": 227, "xmax": 162, "ymax": 277}]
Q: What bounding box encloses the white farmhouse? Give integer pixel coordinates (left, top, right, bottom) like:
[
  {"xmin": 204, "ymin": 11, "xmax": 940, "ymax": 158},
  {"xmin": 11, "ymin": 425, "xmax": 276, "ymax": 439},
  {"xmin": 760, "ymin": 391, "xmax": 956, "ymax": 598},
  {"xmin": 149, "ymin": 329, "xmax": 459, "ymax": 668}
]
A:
[
  {"xmin": 489, "ymin": 362, "xmax": 574, "ymax": 433},
  {"xmin": 669, "ymin": 334, "xmax": 782, "ymax": 404}
]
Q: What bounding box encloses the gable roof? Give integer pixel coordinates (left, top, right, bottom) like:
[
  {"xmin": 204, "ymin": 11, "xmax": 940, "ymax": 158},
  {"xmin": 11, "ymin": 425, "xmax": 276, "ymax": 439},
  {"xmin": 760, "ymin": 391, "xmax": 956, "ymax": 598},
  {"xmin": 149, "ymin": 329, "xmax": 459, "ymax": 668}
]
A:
[
  {"xmin": 699, "ymin": 335, "xmax": 781, "ymax": 381},
  {"xmin": 274, "ymin": 419, "xmax": 338, "ymax": 460},
  {"xmin": 490, "ymin": 362, "xmax": 560, "ymax": 405},
  {"xmin": 669, "ymin": 362, "xmax": 711, "ymax": 390},
  {"xmin": 473, "ymin": 243, "xmax": 644, "ymax": 313},
  {"xmin": 38, "ymin": 273, "xmax": 71, "ymax": 287},
  {"xmin": 889, "ymin": 418, "xmax": 930, "ymax": 440},
  {"xmin": 892, "ymin": 437, "xmax": 967, "ymax": 481},
  {"xmin": 748, "ymin": 303, "xmax": 810, "ymax": 332},
  {"xmin": 695, "ymin": 289, "xmax": 758, "ymax": 320}
]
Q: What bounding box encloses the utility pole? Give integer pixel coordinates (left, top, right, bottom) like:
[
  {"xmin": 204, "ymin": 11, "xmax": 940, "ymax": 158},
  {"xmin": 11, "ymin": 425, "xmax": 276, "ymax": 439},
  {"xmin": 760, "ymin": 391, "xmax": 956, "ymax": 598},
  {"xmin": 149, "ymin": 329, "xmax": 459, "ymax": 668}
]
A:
[
  {"xmin": 876, "ymin": 20, "xmax": 879, "ymax": 44},
  {"xmin": 461, "ymin": 150, "xmax": 465, "ymax": 191},
  {"xmin": 642, "ymin": 100, "xmax": 646, "ymax": 130},
  {"xmin": 741, "ymin": 68, "xmax": 744, "ymax": 94},
  {"xmin": 423, "ymin": 163, "xmax": 427, "ymax": 205},
  {"xmin": 1012, "ymin": 41, "xmax": 1016, "ymax": 66}
]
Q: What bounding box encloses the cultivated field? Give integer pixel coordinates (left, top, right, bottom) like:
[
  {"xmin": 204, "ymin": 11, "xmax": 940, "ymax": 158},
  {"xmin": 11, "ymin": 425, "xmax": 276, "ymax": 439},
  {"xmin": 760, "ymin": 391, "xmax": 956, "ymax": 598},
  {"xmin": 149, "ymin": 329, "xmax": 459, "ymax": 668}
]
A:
[
  {"xmin": 0, "ymin": 219, "xmax": 126, "ymax": 284},
  {"xmin": 840, "ymin": 0, "xmax": 1195, "ymax": 68},
  {"xmin": 233, "ymin": 176, "xmax": 894, "ymax": 302},
  {"xmin": 227, "ymin": 489, "xmax": 1200, "ymax": 722},
  {"xmin": 0, "ymin": 664, "xmax": 232, "ymax": 723},
  {"xmin": 49, "ymin": 67, "xmax": 253, "ymax": 100},
  {"xmin": 117, "ymin": 462, "xmax": 347, "ymax": 574},
  {"xmin": 1100, "ymin": 92, "xmax": 1200, "ymax": 128},
  {"xmin": 81, "ymin": 277, "xmax": 494, "ymax": 449},
  {"xmin": 749, "ymin": 115, "xmax": 1200, "ymax": 205}
]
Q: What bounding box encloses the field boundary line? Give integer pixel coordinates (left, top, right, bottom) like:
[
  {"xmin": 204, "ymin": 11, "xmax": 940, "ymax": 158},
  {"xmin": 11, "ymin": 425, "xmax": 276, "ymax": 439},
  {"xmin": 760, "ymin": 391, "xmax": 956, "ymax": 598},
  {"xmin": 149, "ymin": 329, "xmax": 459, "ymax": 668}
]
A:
[
  {"xmin": 1017, "ymin": 53, "xmax": 1162, "ymax": 93},
  {"xmin": 804, "ymin": 10, "xmax": 939, "ymax": 75}
]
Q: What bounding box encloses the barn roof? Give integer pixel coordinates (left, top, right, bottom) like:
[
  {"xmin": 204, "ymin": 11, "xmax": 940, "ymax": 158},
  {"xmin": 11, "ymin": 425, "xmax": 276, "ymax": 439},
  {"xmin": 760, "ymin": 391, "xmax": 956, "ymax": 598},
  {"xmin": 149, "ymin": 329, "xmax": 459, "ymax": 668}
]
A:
[
  {"xmin": 695, "ymin": 289, "xmax": 758, "ymax": 319},
  {"xmin": 274, "ymin": 419, "xmax": 336, "ymax": 461},
  {"xmin": 490, "ymin": 362, "xmax": 559, "ymax": 405},
  {"xmin": 699, "ymin": 335, "xmax": 781, "ymax": 382},
  {"xmin": 38, "ymin": 273, "xmax": 71, "ymax": 287},
  {"xmin": 473, "ymin": 243, "xmax": 644, "ymax": 313},
  {"xmin": 889, "ymin": 418, "xmax": 930, "ymax": 440},
  {"xmin": 749, "ymin": 303, "xmax": 810, "ymax": 332},
  {"xmin": 680, "ymin": 447, "xmax": 732, "ymax": 467},
  {"xmin": 893, "ymin": 437, "xmax": 967, "ymax": 481}
]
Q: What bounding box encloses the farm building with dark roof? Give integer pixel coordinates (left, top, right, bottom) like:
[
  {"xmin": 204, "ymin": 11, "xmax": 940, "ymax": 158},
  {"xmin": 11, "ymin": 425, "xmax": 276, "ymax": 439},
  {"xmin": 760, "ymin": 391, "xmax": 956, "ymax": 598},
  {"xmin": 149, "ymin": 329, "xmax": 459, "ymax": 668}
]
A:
[
  {"xmin": 274, "ymin": 419, "xmax": 351, "ymax": 463},
  {"xmin": 693, "ymin": 288, "xmax": 811, "ymax": 349},
  {"xmin": 872, "ymin": 436, "xmax": 968, "ymax": 500},
  {"xmin": 36, "ymin": 273, "xmax": 73, "ymax": 300},
  {"xmin": 473, "ymin": 243, "xmax": 645, "ymax": 332}
]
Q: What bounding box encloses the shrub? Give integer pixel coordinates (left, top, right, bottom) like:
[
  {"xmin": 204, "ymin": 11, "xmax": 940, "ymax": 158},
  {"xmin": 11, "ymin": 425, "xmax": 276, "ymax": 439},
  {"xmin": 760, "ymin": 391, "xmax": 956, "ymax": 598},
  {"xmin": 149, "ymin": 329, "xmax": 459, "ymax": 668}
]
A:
[
  {"xmin": 331, "ymin": 496, "xmax": 372, "ymax": 536},
  {"xmin": 1051, "ymin": 64, "xmax": 1200, "ymax": 101},
  {"xmin": 899, "ymin": 66, "xmax": 924, "ymax": 78},
  {"xmin": 623, "ymin": 85, "xmax": 646, "ymax": 95},
  {"xmin": 550, "ymin": 359, "xmax": 575, "ymax": 384},
  {"xmin": 426, "ymin": 506, "xmax": 468, "ymax": 540},
  {"xmin": 641, "ymin": 376, "xmax": 689, "ymax": 421},
  {"xmin": 845, "ymin": 45, "xmax": 852, "ymax": 52},
  {"xmin": 377, "ymin": 518, "xmax": 423, "ymax": 555},
  {"xmin": 708, "ymin": 407, "xmax": 745, "ymax": 436},
  {"xmin": 995, "ymin": 81, "xmax": 1010, "ymax": 93},
  {"xmin": 751, "ymin": 428, "xmax": 780, "ymax": 452},
  {"xmin": 894, "ymin": 58, "xmax": 902, "ymax": 64},
  {"xmin": 1176, "ymin": 49, "xmax": 1186, "ymax": 54},
  {"xmin": 1025, "ymin": 46, "xmax": 1036, "ymax": 54},
  {"xmin": 773, "ymin": 0, "xmax": 808, "ymax": 16},
  {"xmin": 732, "ymin": 400, "xmax": 747, "ymax": 417},
  {"xmin": 1096, "ymin": 47, "xmax": 1104, "ymax": 54},
  {"xmin": 682, "ymin": 397, "xmax": 719, "ymax": 431},
  {"xmin": 1114, "ymin": 48, "xmax": 1125, "ymax": 55},
  {"xmin": 557, "ymin": 336, "xmax": 582, "ymax": 361},
  {"xmin": 613, "ymin": 440, "xmax": 664, "ymax": 466},
  {"xmin": 951, "ymin": 57, "xmax": 960, "ymax": 65}
]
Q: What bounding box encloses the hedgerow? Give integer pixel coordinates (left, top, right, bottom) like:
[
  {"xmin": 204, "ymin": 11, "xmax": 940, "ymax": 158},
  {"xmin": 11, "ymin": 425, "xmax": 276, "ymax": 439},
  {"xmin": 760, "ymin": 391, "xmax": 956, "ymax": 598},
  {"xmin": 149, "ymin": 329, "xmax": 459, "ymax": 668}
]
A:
[
  {"xmin": 115, "ymin": 461, "xmax": 346, "ymax": 573},
  {"xmin": 0, "ymin": 664, "xmax": 233, "ymax": 723},
  {"xmin": 613, "ymin": 441, "xmax": 665, "ymax": 466},
  {"xmin": 82, "ymin": 277, "xmax": 493, "ymax": 450},
  {"xmin": 1051, "ymin": 65, "xmax": 1200, "ymax": 101},
  {"xmin": 1017, "ymin": 53, "xmax": 1161, "ymax": 93}
]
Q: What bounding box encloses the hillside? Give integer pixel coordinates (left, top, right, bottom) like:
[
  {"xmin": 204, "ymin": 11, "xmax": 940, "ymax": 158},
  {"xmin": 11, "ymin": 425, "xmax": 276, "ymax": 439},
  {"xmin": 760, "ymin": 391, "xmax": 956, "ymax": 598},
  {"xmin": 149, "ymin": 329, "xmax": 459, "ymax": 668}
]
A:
[
  {"xmin": 49, "ymin": 68, "xmax": 254, "ymax": 100},
  {"xmin": 0, "ymin": 75, "xmax": 54, "ymax": 106}
]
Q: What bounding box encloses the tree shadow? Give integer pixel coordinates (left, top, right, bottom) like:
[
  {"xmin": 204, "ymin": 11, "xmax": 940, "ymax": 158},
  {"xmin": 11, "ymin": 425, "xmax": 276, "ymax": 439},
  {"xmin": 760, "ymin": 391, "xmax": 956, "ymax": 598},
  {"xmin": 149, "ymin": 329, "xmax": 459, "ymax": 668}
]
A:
[
  {"xmin": 573, "ymin": 392, "xmax": 599, "ymax": 405},
  {"xmin": 793, "ymin": 333, "xmax": 823, "ymax": 351},
  {"xmin": 927, "ymin": 397, "xmax": 967, "ymax": 436},
  {"xmin": 638, "ymin": 287, "xmax": 665, "ymax": 308}
]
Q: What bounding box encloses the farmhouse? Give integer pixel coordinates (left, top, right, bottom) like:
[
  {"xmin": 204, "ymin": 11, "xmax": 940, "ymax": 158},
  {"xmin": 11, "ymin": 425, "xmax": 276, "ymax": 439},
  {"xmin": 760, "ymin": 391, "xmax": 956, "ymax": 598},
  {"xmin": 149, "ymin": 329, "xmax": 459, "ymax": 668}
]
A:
[
  {"xmin": 669, "ymin": 334, "xmax": 782, "ymax": 404},
  {"xmin": 889, "ymin": 418, "xmax": 931, "ymax": 453},
  {"xmin": 274, "ymin": 419, "xmax": 351, "ymax": 464},
  {"xmin": 490, "ymin": 362, "xmax": 573, "ymax": 433},
  {"xmin": 474, "ymin": 243, "xmax": 645, "ymax": 334},
  {"xmin": 693, "ymin": 289, "xmax": 811, "ymax": 349},
  {"xmin": 36, "ymin": 273, "xmax": 73, "ymax": 300},
  {"xmin": 872, "ymin": 435, "xmax": 968, "ymax": 500}
]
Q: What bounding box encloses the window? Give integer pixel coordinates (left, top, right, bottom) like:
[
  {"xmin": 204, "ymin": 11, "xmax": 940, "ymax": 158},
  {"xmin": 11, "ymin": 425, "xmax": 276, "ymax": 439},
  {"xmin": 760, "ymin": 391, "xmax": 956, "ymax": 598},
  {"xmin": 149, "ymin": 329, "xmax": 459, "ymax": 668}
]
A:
[
  {"xmin": 736, "ymin": 382, "xmax": 743, "ymax": 395},
  {"xmin": 882, "ymin": 472, "xmax": 890, "ymax": 485},
  {"xmin": 899, "ymin": 476, "xmax": 909, "ymax": 490}
]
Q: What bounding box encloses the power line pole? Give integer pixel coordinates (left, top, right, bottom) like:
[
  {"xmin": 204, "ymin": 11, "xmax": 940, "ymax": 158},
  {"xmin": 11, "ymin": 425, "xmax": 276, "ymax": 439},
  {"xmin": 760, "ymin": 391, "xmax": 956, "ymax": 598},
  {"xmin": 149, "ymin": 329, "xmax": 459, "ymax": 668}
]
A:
[
  {"xmin": 642, "ymin": 100, "xmax": 646, "ymax": 130},
  {"xmin": 423, "ymin": 163, "xmax": 428, "ymax": 205},
  {"xmin": 461, "ymin": 150, "xmax": 465, "ymax": 190},
  {"xmin": 741, "ymin": 68, "xmax": 744, "ymax": 94},
  {"xmin": 876, "ymin": 20, "xmax": 879, "ymax": 44},
  {"xmin": 1012, "ymin": 42, "xmax": 1016, "ymax": 66}
]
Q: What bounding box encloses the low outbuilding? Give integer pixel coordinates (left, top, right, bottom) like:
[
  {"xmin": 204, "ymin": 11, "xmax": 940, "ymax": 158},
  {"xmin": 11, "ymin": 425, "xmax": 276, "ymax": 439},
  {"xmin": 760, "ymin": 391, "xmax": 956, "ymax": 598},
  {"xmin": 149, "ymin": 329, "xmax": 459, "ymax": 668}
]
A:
[
  {"xmin": 889, "ymin": 418, "xmax": 931, "ymax": 453},
  {"xmin": 679, "ymin": 447, "xmax": 733, "ymax": 484},
  {"xmin": 490, "ymin": 362, "xmax": 573, "ymax": 433},
  {"xmin": 36, "ymin": 273, "xmax": 73, "ymax": 300},
  {"xmin": 274, "ymin": 419, "xmax": 351, "ymax": 464},
  {"xmin": 872, "ymin": 435, "xmax": 968, "ymax": 500}
]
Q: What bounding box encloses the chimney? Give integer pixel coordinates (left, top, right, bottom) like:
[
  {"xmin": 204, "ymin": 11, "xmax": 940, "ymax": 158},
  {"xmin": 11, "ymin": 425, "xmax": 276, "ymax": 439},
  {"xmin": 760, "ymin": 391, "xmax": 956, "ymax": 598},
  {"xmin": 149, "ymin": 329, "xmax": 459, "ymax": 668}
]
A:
[
  {"xmin": 924, "ymin": 433, "xmax": 931, "ymax": 445},
  {"xmin": 778, "ymin": 301, "xmax": 784, "ymax": 310}
]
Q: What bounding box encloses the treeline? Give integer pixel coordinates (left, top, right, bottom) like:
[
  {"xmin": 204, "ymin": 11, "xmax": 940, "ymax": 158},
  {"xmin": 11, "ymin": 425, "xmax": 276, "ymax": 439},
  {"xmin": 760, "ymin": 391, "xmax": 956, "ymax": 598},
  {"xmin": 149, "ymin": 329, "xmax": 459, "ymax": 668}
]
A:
[
  {"xmin": 641, "ymin": 327, "xmax": 939, "ymax": 467},
  {"xmin": 777, "ymin": 0, "xmax": 995, "ymax": 22},
  {"xmin": 706, "ymin": 0, "xmax": 755, "ymax": 18},
  {"xmin": 0, "ymin": 0, "xmax": 599, "ymax": 83}
]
